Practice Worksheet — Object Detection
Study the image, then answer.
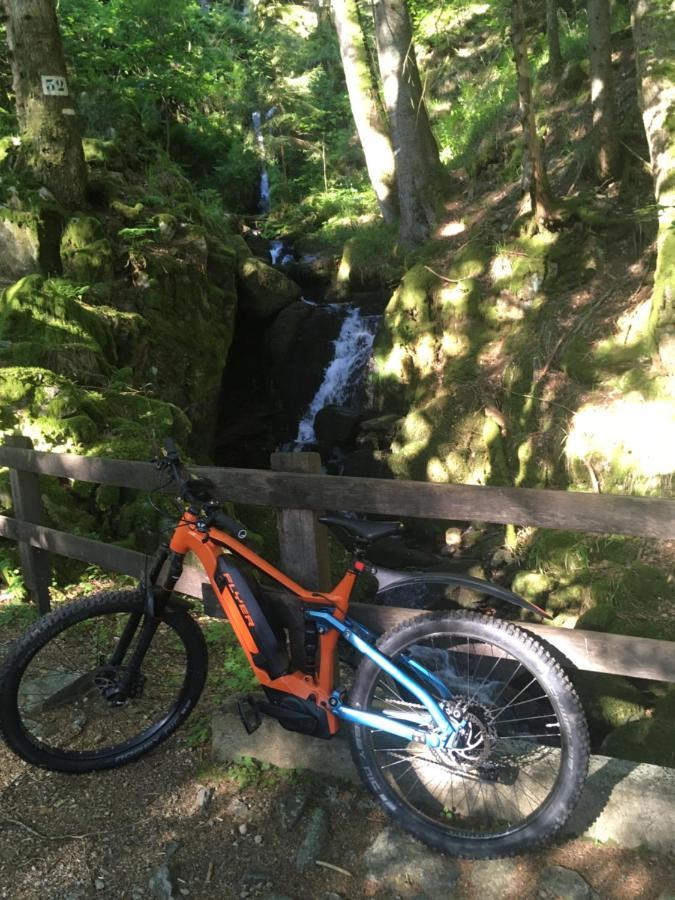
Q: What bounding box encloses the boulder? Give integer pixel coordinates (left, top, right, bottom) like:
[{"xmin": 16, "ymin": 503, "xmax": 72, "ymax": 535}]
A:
[
  {"xmin": 237, "ymin": 257, "xmax": 301, "ymax": 319},
  {"xmin": 313, "ymin": 405, "xmax": 360, "ymax": 446},
  {"xmin": 61, "ymin": 215, "xmax": 114, "ymax": 283},
  {"xmin": 0, "ymin": 209, "xmax": 41, "ymax": 280}
]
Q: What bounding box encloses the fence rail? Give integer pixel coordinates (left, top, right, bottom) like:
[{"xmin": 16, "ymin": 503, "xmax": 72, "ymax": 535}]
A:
[{"xmin": 1, "ymin": 438, "xmax": 674, "ymax": 683}]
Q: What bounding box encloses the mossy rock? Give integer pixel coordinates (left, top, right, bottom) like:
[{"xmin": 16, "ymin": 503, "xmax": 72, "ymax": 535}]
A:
[
  {"xmin": 0, "ymin": 275, "xmax": 144, "ymax": 367},
  {"xmin": 236, "ymin": 257, "xmax": 301, "ymax": 319},
  {"xmin": 511, "ymin": 570, "xmax": 553, "ymax": 601},
  {"xmin": 546, "ymin": 583, "xmax": 591, "ymax": 612},
  {"xmin": 0, "ymin": 207, "xmax": 41, "ymax": 280},
  {"xmin": 601, "ymin": 718, "xmax": 675, "ymax": 768},
  {"xmin": 574, "ymin": 672, "xmax": 648, "ymax": 731},
  {"xmin": 577, "ymin": 603, "xmax": 618, "ymax": 632},
  {"xmin": 110, "ymin": 200, "xmax": 144, "ymax": 222}
]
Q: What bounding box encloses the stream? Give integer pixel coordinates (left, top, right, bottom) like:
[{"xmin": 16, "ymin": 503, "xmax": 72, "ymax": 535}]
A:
[{"xmin": 215, "ymin": 111, "xmax": 384, "ymax": 468}]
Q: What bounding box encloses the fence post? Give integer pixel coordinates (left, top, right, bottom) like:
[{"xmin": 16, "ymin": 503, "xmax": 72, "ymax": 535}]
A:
[
  {"xmin": 6, "ymin": 435, "xmax": 51, "ymax": 614},
  {"xmin": 270, "ymin": 451, "xmax": 331, "ymax": 590}
]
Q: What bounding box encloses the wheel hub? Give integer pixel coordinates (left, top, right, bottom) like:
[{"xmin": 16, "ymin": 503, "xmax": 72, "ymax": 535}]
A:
[
  {"xmin": 93, "ymin": 666, "xmax": 144, "ymax": 706},
  {"xmin": 437, "ymin": 699, "xmax": 497, "ymax": 768}
]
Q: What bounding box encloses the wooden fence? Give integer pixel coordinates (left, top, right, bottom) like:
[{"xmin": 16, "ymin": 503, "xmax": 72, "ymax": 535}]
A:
[{"xmin": 1, "ymin": 435, "xmax": 674, "ymax": 683}]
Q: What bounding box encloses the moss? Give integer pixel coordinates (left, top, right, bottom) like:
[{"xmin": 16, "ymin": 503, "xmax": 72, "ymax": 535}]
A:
[
  {"xmin": 601, "ymin": 719, "xmax": 675, "ymax": 767},
  {"xmin": 573, "ymin": 672, "xmax": 648, "ymax": 731},
  {"xmin": 576, "ymin": 603, "xmax": 618, "ymax": 632},
  {"xmin": 110, "ymin": 200, "xmax": 144, "ymax": 222},
  {"xmin": 511, "ymin": 570, "xmax": 553, "ymax": 600}
]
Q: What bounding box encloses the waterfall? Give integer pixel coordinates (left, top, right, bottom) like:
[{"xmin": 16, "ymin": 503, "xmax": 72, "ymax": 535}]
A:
[
  {"xmin": 252, "ymin": 110, "xmax": 271, "ymax": 213},
  {"xmin": 296, "ymin": 306, "xmax": 381, "ymax": 444}
]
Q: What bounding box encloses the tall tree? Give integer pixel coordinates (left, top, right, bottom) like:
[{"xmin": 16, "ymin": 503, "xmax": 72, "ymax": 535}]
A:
[
  {"xmin": 331, "ymin": 0, "xmax": 398, "ymax": 224},
  {"xmin": 2, "ymin": 0, "xmax": 87, "ymax": 207},
  {"xmin": 546, "ymin": 0, "xmax": 564, "ymax": 76},
  {"xmin": 371, "ymin": 0, "xmax": 445, "ymax": 248},
  {"xmin": 511, "ymin": 0, "xmax": 557, "ymax": 224},
  {"xmin": 631, "ymin": 0, "xmax": 675, "ymax": 366},
  {"xmin": 588, "ymin": 0, "xmax": 621, "ymax": 180}
]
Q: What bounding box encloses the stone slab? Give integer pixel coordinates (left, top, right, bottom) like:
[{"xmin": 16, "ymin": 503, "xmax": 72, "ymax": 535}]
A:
[{"xmin": 212, "ymin": 697, "xmax": 675, "ymax": 853}]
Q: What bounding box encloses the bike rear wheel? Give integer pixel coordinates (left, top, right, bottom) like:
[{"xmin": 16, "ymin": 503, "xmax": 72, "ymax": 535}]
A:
[
  {"xmin": 0, "ymin": 589, "xmax": 207, "ymax": 773},
  {"xmin": 348, "ymin": 611, "xmax": 589, "ymax": 858}
]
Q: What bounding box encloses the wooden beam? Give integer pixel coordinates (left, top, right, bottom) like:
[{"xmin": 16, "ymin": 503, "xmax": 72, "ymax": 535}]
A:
[
  {"xmin": 270, "ymin": 452, "xmax": 331, "ymax": 590},
  {"xmin": 5, "ymin": 436, "xmax": 52, "ymax": 613},
  {"xmin": 1, "ymin": 513, "xmax": 674, "ymax": 682},
  {"xmin": 0, "ymin": 515, "xmax": 143, "ymax": 578},
  {"xmin": 1, "ymin": 444, "xmax": 673, "ymax": 539}
]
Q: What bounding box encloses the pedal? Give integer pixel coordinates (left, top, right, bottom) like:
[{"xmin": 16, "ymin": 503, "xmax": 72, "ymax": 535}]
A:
[{"xmin": 236, "ymin": 695, "xmax": 261, "ymax": 735}]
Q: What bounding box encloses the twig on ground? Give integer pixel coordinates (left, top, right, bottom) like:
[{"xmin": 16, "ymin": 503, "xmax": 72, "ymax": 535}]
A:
[
  {"xmin": 316, "ymin": 860, "xmax": 353, "ymax": 877},
  {"xmin": 1, "ymin": 815, "xmax": 149, "ymax": 841}
]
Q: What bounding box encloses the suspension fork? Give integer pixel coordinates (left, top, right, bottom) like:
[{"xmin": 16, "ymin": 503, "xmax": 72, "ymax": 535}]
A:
[{"xmin": 115, "ymin": 547, "xmax": 184, "ymax": 692}]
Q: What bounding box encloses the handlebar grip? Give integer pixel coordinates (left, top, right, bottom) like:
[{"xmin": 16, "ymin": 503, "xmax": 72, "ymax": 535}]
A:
[{"xmin": 208, "ymin": 510, "xmax": 248, "ymax": 541}]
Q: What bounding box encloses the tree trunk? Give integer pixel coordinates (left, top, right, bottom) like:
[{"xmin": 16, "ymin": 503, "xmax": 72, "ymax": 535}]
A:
[
  {"xmin": 372, "ymin": 0, "xmax": 445, "ymax": 248},
  {"xmin": 588, "ymin": 0, "xmax": 621, "ymax": 180},
  {"xmin": 631, "ymin": 0, "xmax": 675, "ymax": 367},
  {"xmin": 546, "ymin": 0, "xmax": 564, "ymax": 76},
  {"xmin": 331, "ymin": 0, "xmax": 399, "ymax": 224},
  {"xmin": 3, "ymin": 0, "xmax": 87, "ymax": 208},
  {"xmin": 510, "ymin": 0, "xmax": 557, "ymax": 224}
]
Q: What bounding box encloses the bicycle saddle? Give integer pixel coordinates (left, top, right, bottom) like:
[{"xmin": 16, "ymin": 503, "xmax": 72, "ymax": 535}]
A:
[{"xmin": 319, "ymin": 514, "xmax": 404, "ymax": 545}]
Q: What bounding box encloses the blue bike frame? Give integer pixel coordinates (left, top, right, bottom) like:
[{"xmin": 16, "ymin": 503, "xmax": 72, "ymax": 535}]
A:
[{"xmin": 307, "ymin": 610, "xmax": 463, "ymax": 750}]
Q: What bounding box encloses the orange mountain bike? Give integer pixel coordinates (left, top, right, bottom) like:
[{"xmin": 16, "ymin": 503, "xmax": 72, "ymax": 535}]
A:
[{"xmin": 0, "ymin": 440, "xmax": 589, "ymax": 858}]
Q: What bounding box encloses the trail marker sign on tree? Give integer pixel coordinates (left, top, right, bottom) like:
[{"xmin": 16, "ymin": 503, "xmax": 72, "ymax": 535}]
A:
[{"xmin": 41, "ymin": 75, "xmax": 68, "ymax": 95}]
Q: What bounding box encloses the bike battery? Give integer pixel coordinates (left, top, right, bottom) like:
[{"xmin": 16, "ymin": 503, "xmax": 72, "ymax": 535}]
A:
[{"xmin": 214, "ymin": 555, "xmax": 288, "ymax": 680}]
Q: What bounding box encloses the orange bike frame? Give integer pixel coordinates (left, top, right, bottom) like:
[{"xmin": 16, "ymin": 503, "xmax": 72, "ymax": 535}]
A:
[{"xmin": 168, "ymin": 511, "xmax": 357, "ymax": 735}]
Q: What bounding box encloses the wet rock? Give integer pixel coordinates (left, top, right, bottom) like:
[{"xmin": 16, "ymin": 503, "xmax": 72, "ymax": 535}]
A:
[
  {"xmin": 237, "ymin": 257, "xmax": 301, "ymax": 319},
  {"xmin": 314, "ymin": 405, "xmax": 360, "ymax": 446},
  {"xmin": 295, "ymin": 808, "xmax": 329, "ymax": 870},
  {"xmin": 340, "ymin": 448, "xmax": 393, "ymax": 479},
  {"xmin": 363, "ymin": 828, "xmax": 458, "ymax": 897},
  {"xmin": 538, "ymin": 865, "xmax": 598, "ymax": 899}
]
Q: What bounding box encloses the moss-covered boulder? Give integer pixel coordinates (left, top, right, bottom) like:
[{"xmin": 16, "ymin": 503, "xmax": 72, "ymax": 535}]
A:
[
  {"xmin": 237, "ymin": 257, "xmax": 301, "ymax": 319},
  {"xmin": 0, "ymin": 275, "xmax": 147, "ymax": 374},
  {"xmin": 118, "ymin": 225, "xmax": 238, "ymax": 452},
  {"xmin": 574, "ymin": 672, "xmax": 648, "ymax": 733},
  {"xmin": 601, "ymin": 719, "xmax": 675, "ymax": 768},
  {"xmin": 61, "ymin": 215, "xmax": 114, "ymax": 283},
  {"xmin": 0, "ymin": 207, "xmax": 41, "ymax": 280}
]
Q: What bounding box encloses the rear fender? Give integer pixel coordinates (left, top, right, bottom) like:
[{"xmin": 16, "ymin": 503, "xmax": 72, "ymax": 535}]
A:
[{"xmin": 370, "ymin": 565, "xmax": 549, "ymax": 619}]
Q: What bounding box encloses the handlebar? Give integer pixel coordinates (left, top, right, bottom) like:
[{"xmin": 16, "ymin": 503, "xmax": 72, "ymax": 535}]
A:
[{"xmin": 157, "ymin": 438, "xmax": 248, "ymax": 541}]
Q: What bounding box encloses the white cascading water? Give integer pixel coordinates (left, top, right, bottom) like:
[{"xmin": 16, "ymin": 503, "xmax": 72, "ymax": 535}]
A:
[
  {"xmin": 296, "ymin": 306, "xmax": 381, "ymax": 444},
  {"xmin": 252, "ymin": 110, "xmax": 271, "ymax": 213}
]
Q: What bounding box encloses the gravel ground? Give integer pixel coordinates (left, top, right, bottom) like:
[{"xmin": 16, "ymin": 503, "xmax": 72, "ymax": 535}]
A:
[
  {"xmin": 2, "ymin": 594, "xmax": 675, "ymax": 899},
  {"xmin": 2, "ymin": 720, "xmax": 675, "ymax": 899}
]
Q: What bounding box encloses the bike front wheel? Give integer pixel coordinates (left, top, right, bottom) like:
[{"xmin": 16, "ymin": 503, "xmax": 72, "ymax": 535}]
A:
[
  {"xmin": 348, "ymin": 611, "xmax": 589, "ymax": 858},
  {"xmin": 0, "ymin": 589, "xmax": 207, "ymax": 773}
]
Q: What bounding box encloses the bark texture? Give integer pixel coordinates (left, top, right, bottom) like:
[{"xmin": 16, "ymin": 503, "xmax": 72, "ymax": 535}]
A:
[
  {"xmin": 588, "ymin": 0, "xmax": 621, "ymax": 180},
  {"xmin": 331, "ymin": 0, "xmax": 399, "ymax": 224},
  {"xmin": 3, "ymin": 0, "xmax": 87, "ymax": 207},
  {"xmin": 372, "ymin": 0, "xmax": 445, "ymax": 248},
  {"xmin": 546, "ymin": 0, "xmax": 563, "ymax": 76},
  {"xmin": 511, "ymin": 0, "xmax": 557, "ymax": 224},
  {"xmin": 631, "ymin": 0, "xmax": 675, "ymax": 363}
]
